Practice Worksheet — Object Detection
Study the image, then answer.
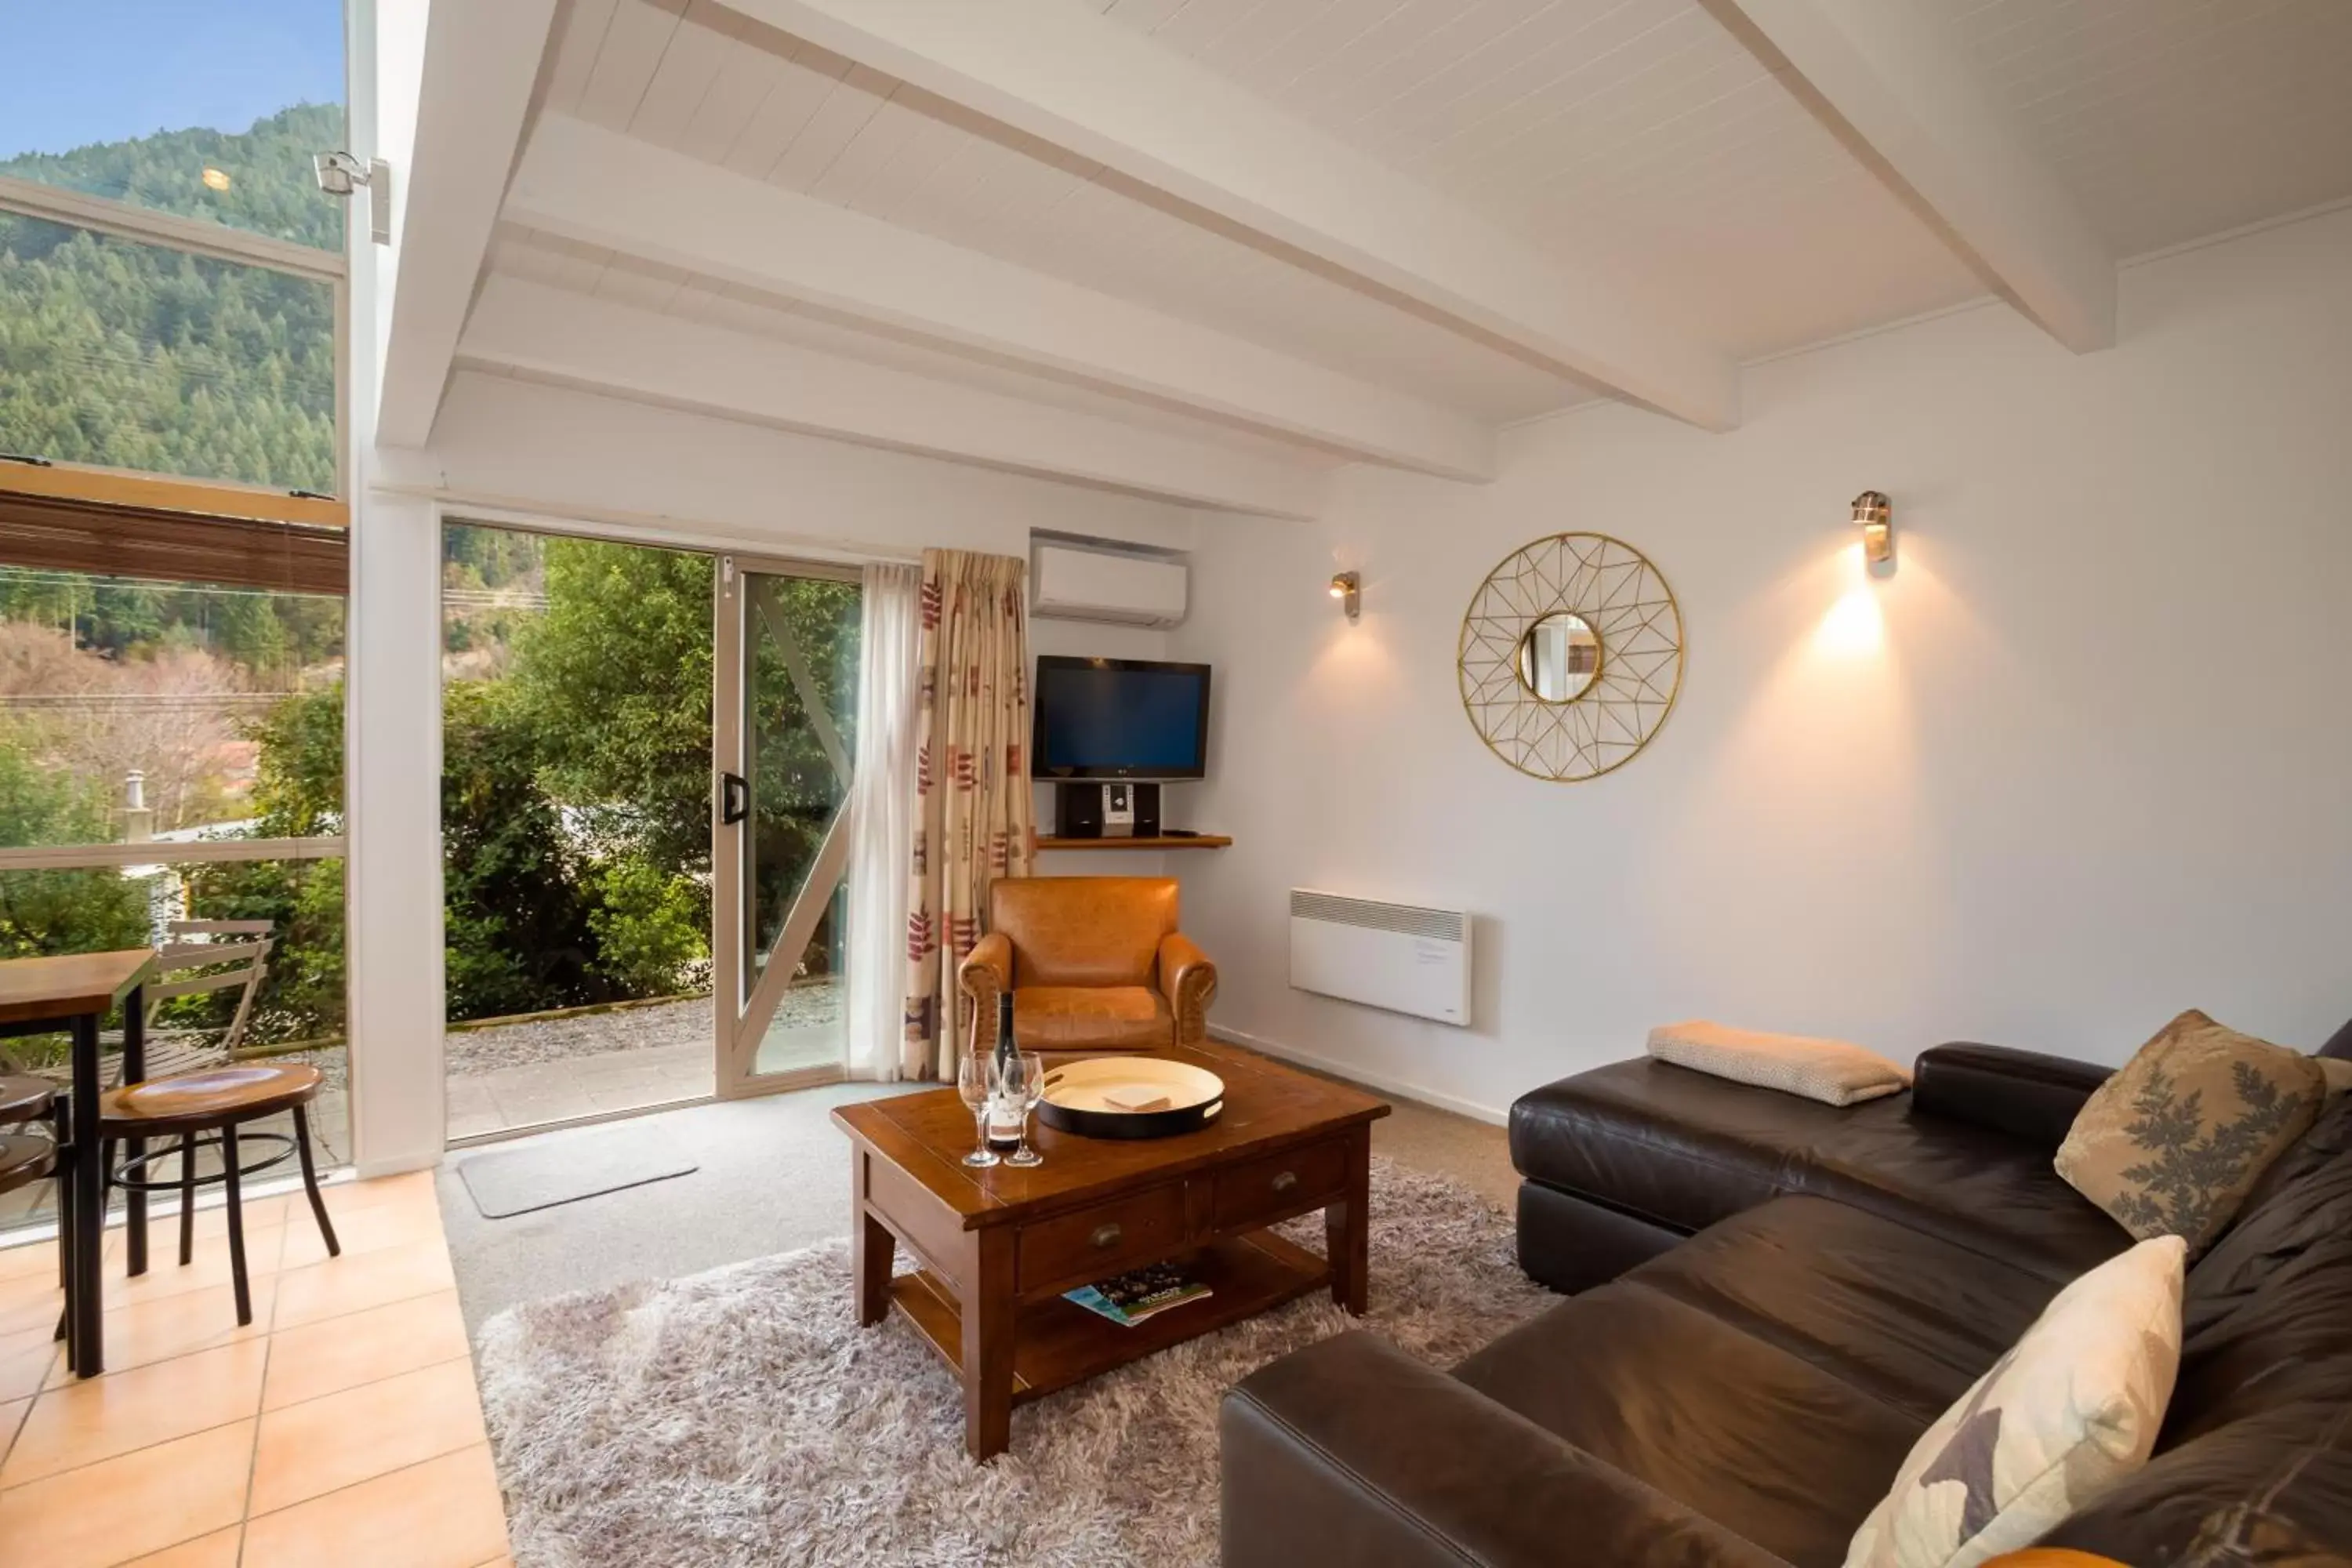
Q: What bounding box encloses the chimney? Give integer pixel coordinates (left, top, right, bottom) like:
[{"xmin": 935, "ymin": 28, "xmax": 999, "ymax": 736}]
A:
[{"xmin": 122, "ymin": 771, "xmax": 154, "ymax": 844}]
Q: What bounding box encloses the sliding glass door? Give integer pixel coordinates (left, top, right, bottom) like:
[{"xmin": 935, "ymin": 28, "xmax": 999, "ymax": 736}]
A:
[{"xmin": 713, "ymin": 557, "xmax": 862, "ymax": 1095}]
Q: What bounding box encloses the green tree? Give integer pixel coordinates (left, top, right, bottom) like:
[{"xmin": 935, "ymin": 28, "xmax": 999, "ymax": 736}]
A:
[
  {"xmin": 586, "ymin": 853, "xmax": 708, "ymax": 996},
  {"xmin": 510, "ymin": 539, "xmax": 716, "ymax": 876},
  {"xmin": 0, "ymin": 729, "xmax": 149, "ymax": 959},
  {"xmin": 0, "ymin": 104, "xmax": 344, "ymax": 249},
  {"xmin": 440, "ymin": 681, "xmax": 605, "ymax": 1021},
  {"xmin": 0, "ymin": 106, "xmax": 342, "ymax": 489},
  {"xmin": 181, "ymin": 685, "xmax": 347, "ymax": 1042}
]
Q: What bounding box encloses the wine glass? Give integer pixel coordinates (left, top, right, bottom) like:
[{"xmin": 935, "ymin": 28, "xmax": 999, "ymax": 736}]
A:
[
  {"xmin": 956, "ymin": 1050, "xmax": 999, "ymax": 1167},
  {"xmin": 1006, "ymin": 1050, "xmax": 1048, "ymax": 1167}
]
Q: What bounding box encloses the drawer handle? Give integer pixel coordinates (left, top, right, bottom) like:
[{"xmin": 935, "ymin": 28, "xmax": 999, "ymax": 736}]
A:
[
  {"xmin": 1090, "ymin": 1222, "xmax": 1123, "ymax": 1249},
  {"xmin": 1271, "ymin": 1171, "xmax": 1299, "ymax": 1193}
]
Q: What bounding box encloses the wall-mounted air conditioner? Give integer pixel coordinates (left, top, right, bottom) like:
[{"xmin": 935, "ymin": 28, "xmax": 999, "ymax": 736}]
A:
[
  {"xmin": 1289, "ymin": 889, "xmax": 1472, "ymax": 1027},
  {"xmin": 1032, "ymin": 537, "xmax": 1188, "ymax": 628}
]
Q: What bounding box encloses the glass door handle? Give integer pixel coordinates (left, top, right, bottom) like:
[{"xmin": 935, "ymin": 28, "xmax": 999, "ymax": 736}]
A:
[{"xmin": 720, "ymin": 772, "xmax": 750, "ymax": 826}]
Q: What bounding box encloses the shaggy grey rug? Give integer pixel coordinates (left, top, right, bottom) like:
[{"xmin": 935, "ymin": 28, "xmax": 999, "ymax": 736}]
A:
[{"xmin": 475, "ymin": 1159, "xmax": 1552, "ymax": 1567}]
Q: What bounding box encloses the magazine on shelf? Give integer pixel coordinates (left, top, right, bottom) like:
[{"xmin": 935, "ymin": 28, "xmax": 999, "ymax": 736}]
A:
[{"xmin": 1064, "ymin": 1262, "xmax": 1214, "ymax": 1327}]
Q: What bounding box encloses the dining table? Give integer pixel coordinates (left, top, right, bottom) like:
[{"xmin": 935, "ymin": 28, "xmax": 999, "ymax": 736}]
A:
[{"xmin": 0, "ymin": 949, "xmax": 157, "ymax": 1377}]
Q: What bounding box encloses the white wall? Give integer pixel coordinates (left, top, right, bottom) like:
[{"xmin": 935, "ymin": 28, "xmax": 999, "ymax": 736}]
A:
[{"xmin": 1171, "ymin": 205, "xmax": 2352, "ymax": 1121}]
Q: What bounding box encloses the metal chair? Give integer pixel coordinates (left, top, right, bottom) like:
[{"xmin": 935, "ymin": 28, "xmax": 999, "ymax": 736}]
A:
[{"xmin": 122, "ymin": 919, "xmax": 278, "ymax": 1079}]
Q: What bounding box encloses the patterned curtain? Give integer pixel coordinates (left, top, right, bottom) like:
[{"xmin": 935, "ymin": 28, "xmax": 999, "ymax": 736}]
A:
[{"xmin": 903, "ymin": 549, "xmax": 1036, "ymax": 1080}]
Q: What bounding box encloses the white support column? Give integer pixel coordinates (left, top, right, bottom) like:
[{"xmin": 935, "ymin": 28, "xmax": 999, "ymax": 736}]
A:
[
  {"xmin": 343, "ymin": 488, "xmax": 447, "ymax": 1174},
  {"xmin": 344, "ymin": 0, "xmax": 448, "ymax": 1174}
]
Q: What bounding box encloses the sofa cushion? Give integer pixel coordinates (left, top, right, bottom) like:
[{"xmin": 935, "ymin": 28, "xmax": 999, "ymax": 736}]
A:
[
  {"xmin": 1625, "ymin": 1196, "xmax": 2059, "ymax": 1424},
  {"xmin": 1512, "ymin": 1058, "xmax": 2129, "ymax": 1282},
  {"xmin": 1454, "ymin": 1283, "xmax": 1924, "ymax": 1568},
  {"xmin": 2165, "ymin": 1092, "xmax": 2352, "ymax": 1443},
  {"xmin": 1010, "ymin": 985, "xmax": 1172, "ymax": 1049},
  {"xmin": 2055, "ymin": 1009, "xmax": 2325, "ymax": 1254}
]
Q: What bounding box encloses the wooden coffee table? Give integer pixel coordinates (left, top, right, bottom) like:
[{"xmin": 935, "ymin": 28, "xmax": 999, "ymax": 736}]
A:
[{"xmin": 833, "ymin": 1042, "xmax": 1390, "ymax": 1460}]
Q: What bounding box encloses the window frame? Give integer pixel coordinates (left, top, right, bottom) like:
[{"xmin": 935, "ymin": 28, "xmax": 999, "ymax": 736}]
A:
[{"xmin": 0, "ymin": 169, "xmax": 350, "ymax": 510}]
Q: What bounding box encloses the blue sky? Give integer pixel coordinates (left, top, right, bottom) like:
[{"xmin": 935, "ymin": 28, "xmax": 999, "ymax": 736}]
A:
[{"xmin": 0, "ymin": 0, "xmax": 343, "ymax": 160}]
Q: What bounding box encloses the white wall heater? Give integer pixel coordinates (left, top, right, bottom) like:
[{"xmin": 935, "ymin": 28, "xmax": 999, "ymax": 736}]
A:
[{"xmin": 1288, "ymin": 889, "xmax": 1472, "ymax": 1027}]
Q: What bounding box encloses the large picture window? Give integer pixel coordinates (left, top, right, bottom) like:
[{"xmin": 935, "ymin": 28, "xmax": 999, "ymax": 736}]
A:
[
  {"xmin": 0, "ymin": 1, "xmax": 352, "ymax": 1232},
  {"xmin": 0, "ymin": 0, "xmax": 346, "ymax": 497}
]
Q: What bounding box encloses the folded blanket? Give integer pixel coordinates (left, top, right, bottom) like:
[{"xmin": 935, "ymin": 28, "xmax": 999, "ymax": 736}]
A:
[{"xmin": 1646, "ymin": 1019, "xmax": 1911, "ymax": 1106}]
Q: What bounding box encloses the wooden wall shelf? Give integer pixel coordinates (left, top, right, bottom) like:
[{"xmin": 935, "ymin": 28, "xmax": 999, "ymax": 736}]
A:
[{"xmin": 1036, "ymin": 834, "xmax": 1232, "ymax": 851}]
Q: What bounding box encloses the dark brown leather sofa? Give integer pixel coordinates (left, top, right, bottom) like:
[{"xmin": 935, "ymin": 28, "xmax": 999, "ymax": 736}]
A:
[{"xmin": 1221, "ymin": 1028, "xmax": 2352, "ymax": 1566}]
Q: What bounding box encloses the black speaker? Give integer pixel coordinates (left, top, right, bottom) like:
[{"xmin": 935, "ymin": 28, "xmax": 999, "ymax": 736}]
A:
[
  {"xmin": 1056, "ymin": 782, "xmax": 1103, "ymax": 838},
  {"xmin": 1055, "ymin": 782, "xmax": 1162, "ymax": 838}
]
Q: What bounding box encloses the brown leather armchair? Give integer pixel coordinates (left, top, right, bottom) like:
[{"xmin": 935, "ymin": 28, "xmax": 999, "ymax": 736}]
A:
[{"xmin": 956, "ymin": 877, "xmax": 1216, "ymax": 1053}]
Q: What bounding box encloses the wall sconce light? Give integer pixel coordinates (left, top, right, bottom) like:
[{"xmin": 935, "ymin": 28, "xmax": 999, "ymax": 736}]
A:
[
  {"xmin": 1329, "ymin": 571, "xmax": 1361, "ymax": 622},
  {"xmin": 1851, "ymin": 491, "xmax": 1894, "ymax": 568}
]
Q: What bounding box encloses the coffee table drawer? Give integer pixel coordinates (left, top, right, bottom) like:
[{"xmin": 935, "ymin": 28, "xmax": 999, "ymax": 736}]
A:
[
  {"xmin": 1018, "ymin": 1183, "xmax": 1189, "ymax": 1292},
  {"xmin": 1213, "ymin": 1138, "xmax": 1348, "ymax": 1232}
]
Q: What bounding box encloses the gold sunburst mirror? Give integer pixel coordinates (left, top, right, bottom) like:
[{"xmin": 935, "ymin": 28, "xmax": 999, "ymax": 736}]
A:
[{"xmin": 1457, "ymin": 532, "xmax": 1684, "ymax": 782}]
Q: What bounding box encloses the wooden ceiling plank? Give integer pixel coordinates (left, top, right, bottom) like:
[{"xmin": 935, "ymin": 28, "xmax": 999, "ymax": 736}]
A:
[{"xmin": 713, "ymin": 0, "xmax": 1740, "ymax": 429}]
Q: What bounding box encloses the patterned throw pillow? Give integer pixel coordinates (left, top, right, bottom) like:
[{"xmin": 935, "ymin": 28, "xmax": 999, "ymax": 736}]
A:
[
  {"xmin": 1843, "ymin": 1236, "xmax": 2187, "ymax": 1568},
  {"xmin": 2055, "ymin": 1010, "xmax": 2327, "ymax": 1254}
]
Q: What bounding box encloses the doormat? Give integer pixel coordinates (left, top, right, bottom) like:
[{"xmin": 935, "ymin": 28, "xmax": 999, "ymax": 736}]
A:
[{"xmin": 459, "ymin": 1123, "xmax": 700, "ymax": 1219}]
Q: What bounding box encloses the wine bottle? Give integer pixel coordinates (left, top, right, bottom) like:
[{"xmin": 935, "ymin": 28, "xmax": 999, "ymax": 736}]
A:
[{"xmin": 987, "ymin": 992, "xmax": 1022, "ymax": 1151}]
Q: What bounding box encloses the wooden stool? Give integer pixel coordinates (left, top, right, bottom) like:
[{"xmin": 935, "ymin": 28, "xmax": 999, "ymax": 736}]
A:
[
  {"xmin": 2, "ymin": 1129, "xmax": 61, "ymax": 1329},
  {"xmin": 0, "ymin": 1074, "xmax": 56, "ymax": 1128},
  {"xmin": 98, "ymin": 1062, "xmax": 339, "ymax": 1326},
  {"xmin": 0, "ymin": 1076, "xmax": 71, "ymax": 1313},
  {"xmin": 0, "ymin": 1132, "xmax": 56, "ymax": 1196}
]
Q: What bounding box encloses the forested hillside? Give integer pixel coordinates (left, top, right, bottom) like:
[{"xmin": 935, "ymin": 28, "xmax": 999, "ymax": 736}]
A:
[{"xmin": 0, "ymin": 105, "xmax": 341, "ymax": 491}]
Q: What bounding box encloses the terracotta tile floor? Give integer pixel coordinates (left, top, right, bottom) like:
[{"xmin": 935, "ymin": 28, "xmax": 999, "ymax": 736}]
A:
[{"xmin": 0, "ymin": 1171, "xmax": 510, "ymax": 1568}]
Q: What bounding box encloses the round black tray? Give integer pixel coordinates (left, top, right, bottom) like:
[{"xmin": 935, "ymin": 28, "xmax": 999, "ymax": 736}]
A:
[{"xmin": 1038, "ymin": 1095, "xmax": 1223, "ymax": 1141}]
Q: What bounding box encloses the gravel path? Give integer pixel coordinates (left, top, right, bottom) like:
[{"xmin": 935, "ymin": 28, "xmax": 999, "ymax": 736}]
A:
[
  {"xmin": 448, "ymin": 996, "xmax": 712, "ymax": 1075},
  {"xmin": 446, "ymin": 985, "xmax": 843, "ymax": 1077},
  {"xmin": 259, "ymin": 985, "xmax": 845, "ymax": 1090}
]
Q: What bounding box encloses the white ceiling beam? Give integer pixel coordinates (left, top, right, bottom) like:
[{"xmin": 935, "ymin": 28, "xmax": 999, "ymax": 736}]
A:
[
  {"xmin": 1702, "ymin": 0, "xmax": 2116, "ymax": 352},
  {"xmin": 506, "ymin": 114, "xmax": 1494, "ymax": 481},
  {"xmin": 456, "ymin": 276, "xmax": 1327, "ymax": 521},
  {"xmin": 715, "ymin": 0, "xmax": 1740, "ymax": 431},
  {"xmin": 375, "ymin": 0, "xmax": 561, "ymax": 448}
]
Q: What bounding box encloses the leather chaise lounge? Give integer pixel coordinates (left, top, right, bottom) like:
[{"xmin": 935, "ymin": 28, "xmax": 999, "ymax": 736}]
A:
[{"xmin": 1221, "ymin": 1028, "xmax": 2352, "ymax": 1566}]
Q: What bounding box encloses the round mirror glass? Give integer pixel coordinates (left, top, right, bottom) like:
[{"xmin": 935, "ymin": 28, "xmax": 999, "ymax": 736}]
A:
[{"xmin": 1515, "ymin": 612, "xmax": 1602, "ymax": 702}]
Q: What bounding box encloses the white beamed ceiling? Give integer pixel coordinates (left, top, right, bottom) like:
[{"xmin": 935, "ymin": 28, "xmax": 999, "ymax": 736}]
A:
[
  {"xmin": 446, "ymin": 0, "xmax": 2352, "ymax": 514},
  {"xmin": 488, "ymin": 222, "xmax": 1348, "ymax": 470},
  {"xmin": 1098, "ymin": 0, "xmax": 1991, "ymax": 360},
  {"xmin": 531, "ymin": 0, "xmax": 1592, "ymax": 420}
]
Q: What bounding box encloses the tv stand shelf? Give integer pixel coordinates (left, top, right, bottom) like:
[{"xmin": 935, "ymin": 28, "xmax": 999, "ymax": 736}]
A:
[{"xmin": 1037, "ymin": 834, "xmax": 1232, "ymax": 851}]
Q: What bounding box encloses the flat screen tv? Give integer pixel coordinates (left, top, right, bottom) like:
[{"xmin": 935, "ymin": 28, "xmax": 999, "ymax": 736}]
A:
[{"xmin": 1033, "ymin": 656, "xmax": 1211, "ymax": 780}]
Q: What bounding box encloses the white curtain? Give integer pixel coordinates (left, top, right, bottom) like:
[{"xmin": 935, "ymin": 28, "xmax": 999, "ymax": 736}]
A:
[{"xmin": 844, "ymin": 561, "xmax": 922, "ymax": 1080}]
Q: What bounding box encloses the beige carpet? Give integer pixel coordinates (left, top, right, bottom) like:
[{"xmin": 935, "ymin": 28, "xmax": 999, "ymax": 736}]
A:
[{"xmin": 476, "ymin": 1159, "xmax": 1549, "ymax": 1567}]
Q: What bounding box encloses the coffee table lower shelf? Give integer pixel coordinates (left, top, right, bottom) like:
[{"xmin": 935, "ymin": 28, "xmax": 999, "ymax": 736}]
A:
[{"xmin": 888, "ymin": 1227, "xmax": 1329, "ymax": 1405}]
